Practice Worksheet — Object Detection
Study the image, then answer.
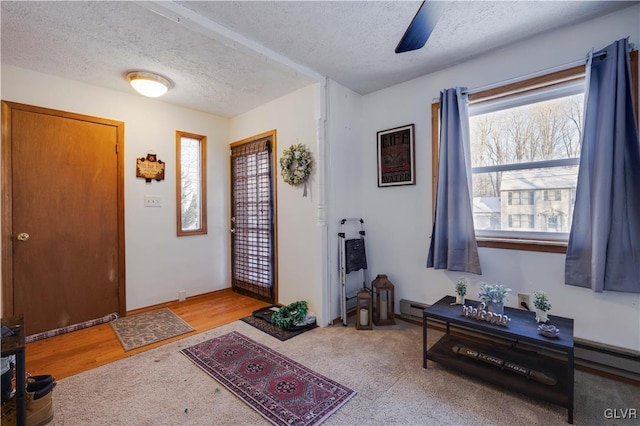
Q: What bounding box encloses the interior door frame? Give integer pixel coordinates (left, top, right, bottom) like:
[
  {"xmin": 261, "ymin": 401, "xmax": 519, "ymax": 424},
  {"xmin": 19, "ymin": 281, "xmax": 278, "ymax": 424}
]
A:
[
  {"xmin": 1, "ymin": 101, "xmax": 126, "ymax": 318},
  {"xmin": 229, "ymin": 129, "xmax": 278, "ymax": 304}
]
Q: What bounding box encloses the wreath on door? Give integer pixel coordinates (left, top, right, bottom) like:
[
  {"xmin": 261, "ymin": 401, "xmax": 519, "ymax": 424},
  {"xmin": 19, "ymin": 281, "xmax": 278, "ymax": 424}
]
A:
[{"xmin": 280, "ymin": 143, "xmax": 312, "ymax": 196}]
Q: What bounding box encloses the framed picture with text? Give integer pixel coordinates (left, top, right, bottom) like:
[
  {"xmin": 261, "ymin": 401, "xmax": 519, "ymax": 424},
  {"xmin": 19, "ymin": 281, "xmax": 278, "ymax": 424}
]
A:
[{"xmin": 377, "ymin": 124, "xmax": 415, "ymax": 187}]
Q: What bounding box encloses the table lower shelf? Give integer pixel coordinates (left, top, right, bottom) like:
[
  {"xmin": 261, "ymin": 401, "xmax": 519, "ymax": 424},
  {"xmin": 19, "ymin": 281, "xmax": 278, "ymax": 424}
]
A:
[{"xmin": 426, "ymin": 334, "xmax": 570, "ymax": 408}]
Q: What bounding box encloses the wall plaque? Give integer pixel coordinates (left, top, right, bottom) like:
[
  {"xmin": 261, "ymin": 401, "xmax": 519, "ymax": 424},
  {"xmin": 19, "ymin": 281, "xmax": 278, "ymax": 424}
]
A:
[{"xmin": 136, "ymin": 153, "xmax": 165, "ymax": 182}]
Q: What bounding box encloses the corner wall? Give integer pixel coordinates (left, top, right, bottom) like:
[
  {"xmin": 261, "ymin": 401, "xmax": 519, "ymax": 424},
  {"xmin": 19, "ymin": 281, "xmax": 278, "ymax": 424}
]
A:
[
  {"xmin": 325, "ymin": 80, "xmax": 364, "ymax": 324},
  {"xmin": 359, "ymin": 5, "xmax": 640, "ymax": 350},
  {"xmin": 229, "ymin": 84, "xmax": 326, "ymax": 324}
]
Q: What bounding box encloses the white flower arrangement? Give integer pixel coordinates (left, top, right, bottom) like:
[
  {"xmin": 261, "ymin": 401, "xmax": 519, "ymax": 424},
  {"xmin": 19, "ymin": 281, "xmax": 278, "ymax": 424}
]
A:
[
  {"xmin": 478, "ymin": 283, "xmax": 512, "ymax": 305},
  {"xmin": 280, "ymin": 144, "xmax": 312, "ymax": 186}
]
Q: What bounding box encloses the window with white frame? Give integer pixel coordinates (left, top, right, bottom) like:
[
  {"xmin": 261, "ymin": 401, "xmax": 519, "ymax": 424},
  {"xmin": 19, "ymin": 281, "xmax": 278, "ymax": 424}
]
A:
[
  {"xmin": 468, "ymin": 78, "xmax": 585, "ymax": 242},
  {"xmin": 544, "ymin": 190, "xmax": 561, "ymax": 201},
  {"xmin": 508, "ymin": 190, "xmax": 534, "ymax": 205},
  {"xmin": 508, "ymin": 214, "xmax": 535, "ymax": 229}
]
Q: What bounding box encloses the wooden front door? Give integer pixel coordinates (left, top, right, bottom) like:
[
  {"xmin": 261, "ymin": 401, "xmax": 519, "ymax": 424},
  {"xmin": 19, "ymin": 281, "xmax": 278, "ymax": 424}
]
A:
[
  {"xmin": 230, "ymin": 130, "xmax": 277, "ymax": 304},
  {"xmin": 1, "ymin": 102, "xmax": 125, "ymax": 336}
]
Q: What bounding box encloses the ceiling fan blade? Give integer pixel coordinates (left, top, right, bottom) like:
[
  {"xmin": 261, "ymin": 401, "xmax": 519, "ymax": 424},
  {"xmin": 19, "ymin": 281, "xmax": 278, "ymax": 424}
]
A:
[{"xmin": 395, "ymin": 1, "xmax": 434, "ymax": 54}]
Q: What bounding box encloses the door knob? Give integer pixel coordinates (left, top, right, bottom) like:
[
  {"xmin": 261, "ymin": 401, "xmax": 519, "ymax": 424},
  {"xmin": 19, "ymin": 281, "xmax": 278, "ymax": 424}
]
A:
[
  {"xmin": 230, "ymin": 228, "xmax": 236, "ymax": 234},
  {"xmin": 17, "ymin": 232, "xmax": 30, "ymax": 241}
]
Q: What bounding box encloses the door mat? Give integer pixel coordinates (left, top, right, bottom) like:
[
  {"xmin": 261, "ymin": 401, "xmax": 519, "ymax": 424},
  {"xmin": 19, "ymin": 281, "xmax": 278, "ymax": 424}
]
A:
[
  {"xmin": 110, "ymin": 308, "xmax": 194, "ymax": 351},
  {"xmin": 181, "ymin": 331, "xmax": 355, "ymax": 426},
  {"xmin": 240, "ymin": 306, "xmax": 317, "ymax": 341}
]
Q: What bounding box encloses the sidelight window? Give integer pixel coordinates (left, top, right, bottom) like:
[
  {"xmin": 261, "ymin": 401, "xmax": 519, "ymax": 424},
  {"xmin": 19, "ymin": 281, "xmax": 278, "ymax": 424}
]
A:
[{"xmin": 176, "ymin": 131, "xmax": 207, "ymax": 236}]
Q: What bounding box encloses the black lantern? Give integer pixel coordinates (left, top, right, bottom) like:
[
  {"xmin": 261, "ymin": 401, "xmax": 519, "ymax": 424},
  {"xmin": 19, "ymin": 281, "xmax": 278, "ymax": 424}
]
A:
[
  {"xmin": 355, "ymin": 289, "xmax": 373, "ymax": 330},
  {"xmin": 372, "ymin": 274, "xmax": 395, "ymax": 326}
]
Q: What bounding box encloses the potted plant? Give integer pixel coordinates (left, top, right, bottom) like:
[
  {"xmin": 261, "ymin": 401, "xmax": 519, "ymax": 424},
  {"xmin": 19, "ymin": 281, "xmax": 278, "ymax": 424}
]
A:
[
  {"xmin": 478, "ymin": 283, "xmax": 511, "ymax": 315},
  {"xmin": 533, "ymin": 291, "xmax": 551, "ymax": 323},
  {"xmin": 455, "ymin": 278, "xmax": 468, "ymax": 304}
]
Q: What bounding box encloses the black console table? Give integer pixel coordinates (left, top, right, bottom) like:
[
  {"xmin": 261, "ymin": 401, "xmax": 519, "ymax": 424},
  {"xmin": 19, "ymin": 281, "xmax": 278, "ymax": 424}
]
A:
[{"xmin": 423, "ymin": 296, "xmax": 574, "ymax": 424}]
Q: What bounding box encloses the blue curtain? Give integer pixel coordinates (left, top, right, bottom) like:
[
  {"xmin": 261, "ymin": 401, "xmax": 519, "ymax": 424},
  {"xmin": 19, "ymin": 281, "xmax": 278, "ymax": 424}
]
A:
[
  {"xmin": 427, "ymin": 88, "xmax": 482, "ymax": 274},
  {"xmin": 565, "ymin": 39, "xmax": 640, "ymax": 293}
]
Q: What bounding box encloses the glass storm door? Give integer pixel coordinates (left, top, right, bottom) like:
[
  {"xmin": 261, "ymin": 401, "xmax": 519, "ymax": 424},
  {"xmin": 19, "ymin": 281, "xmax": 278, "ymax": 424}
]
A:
[{"xmin": 230, "ymin": 131, "xmax": 276, "ymax": 303}]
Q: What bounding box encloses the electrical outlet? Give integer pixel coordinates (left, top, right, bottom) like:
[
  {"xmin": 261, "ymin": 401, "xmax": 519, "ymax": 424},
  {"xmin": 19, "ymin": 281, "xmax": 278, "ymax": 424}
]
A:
[
  {"xmin": 517, "ymin": 293, "xmax": 530, "ymax": 310},
  {"xmin": 178, "ymin": 290, "xmax": 186, "ymax": 302}
]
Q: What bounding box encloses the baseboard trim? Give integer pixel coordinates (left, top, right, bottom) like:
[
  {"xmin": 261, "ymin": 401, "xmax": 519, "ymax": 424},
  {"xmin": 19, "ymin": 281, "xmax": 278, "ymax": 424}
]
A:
[{"xmin": 126, "ymin": 288, "xmax": 233, "ymax": 316}]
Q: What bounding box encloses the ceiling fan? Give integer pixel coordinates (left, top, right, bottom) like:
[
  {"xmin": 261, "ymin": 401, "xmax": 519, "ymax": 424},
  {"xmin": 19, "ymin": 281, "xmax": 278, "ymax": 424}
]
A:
[{"xmin": 395, "ymin": 1, "xmax": 435, "ymax": 54}]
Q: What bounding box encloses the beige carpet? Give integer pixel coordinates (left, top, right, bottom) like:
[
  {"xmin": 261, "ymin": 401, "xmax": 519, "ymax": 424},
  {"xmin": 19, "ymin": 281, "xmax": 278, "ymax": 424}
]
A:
[
  {"xmin": 110, "ymin": 308, "xmax": 194, "ymax": 351},
  {"xmin": 52, "ymin": 319, "xmax": 638, "ymax": 425}
]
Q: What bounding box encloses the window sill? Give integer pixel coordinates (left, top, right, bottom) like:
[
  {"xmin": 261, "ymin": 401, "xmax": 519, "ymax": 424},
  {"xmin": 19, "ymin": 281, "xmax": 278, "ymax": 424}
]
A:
[{"xmin": 477, "ymin": 238, "xmax": 567, "ymax": 253}]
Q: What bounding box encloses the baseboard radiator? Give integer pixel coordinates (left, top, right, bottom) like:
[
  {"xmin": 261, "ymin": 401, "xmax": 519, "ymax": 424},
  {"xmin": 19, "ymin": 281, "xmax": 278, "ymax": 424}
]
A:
[
  {"xmin": 573, "ymin": 338, "xmax": 640, "ymax": 382},
  {"xmin": 400, "ymin": 299, "xmax": 639, "ymax": 382},
  {"xmin": 399, "ymin": 299, "xmax": 429, "ymax": 321}
]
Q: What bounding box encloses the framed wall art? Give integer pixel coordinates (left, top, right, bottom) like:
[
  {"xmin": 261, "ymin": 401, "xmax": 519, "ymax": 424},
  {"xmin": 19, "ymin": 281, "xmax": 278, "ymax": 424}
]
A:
[{"xmin": 377, "ymin": 124, "xmax": 415, "ymax": 187}]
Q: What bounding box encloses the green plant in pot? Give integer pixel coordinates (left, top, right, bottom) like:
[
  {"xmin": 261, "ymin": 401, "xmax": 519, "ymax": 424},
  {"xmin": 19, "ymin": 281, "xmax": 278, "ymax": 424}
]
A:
[
  {"xmin": 533, "ymin": 291, "xmax": 552, "ymax": 323},
  {"xmin": 455, "ymin": 278, "xmax": 468, "ymax": 304},
  {"xmin": 478, "ymin": 283, "xmax": 511, "ymax": 315},
  {"xmin": 272, "ymin": 301, "xmax": 308, "ymax": 329}
]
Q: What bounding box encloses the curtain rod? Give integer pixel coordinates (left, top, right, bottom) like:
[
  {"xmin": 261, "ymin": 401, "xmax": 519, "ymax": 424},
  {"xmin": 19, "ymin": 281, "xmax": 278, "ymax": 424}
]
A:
[
  {"xmin": 460, "ymin": 51, "xmax": 607, "ymax": 97},
  {"xmin": 431, "ymin": 43, "xmax": 636, "ymax": 103}
]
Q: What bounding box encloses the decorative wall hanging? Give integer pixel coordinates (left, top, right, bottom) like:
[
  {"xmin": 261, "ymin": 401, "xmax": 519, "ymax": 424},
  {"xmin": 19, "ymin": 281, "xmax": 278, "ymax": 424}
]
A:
[
  {"xmin": 280, "ymin": 143, "xmax": 312, "ymax": 196},
  {"xmin": 136, "ymin": 153, "xmax": 165, "ymax": 182},
  {"xmin": 377, "ymin": 124, "xmax": 415, "ymax": 187}
]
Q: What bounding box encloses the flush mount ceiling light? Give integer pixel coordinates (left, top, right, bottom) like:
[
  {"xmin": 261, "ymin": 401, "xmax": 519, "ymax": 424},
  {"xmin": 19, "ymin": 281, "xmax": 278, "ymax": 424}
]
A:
[{"xmin": 126, "ymin": 71, "xmax": 171, "ymax": 98}]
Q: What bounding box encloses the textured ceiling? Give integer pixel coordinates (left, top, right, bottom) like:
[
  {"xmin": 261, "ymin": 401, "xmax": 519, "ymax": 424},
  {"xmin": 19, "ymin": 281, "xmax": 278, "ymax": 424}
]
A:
[{"xmin": 1, "ymin": 1, "xmax": 637, "ymax": 117}]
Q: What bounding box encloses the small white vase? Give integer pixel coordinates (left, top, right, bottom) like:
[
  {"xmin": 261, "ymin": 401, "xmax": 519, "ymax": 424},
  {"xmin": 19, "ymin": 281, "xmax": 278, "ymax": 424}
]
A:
[
  {"xmin": 487, "ymin": 301, "xmax": 504, "ymax": 315},
  {"xmin": 536, "ymin": 309, "xmax": 549, "ymax": 323},
  {"xmin": 456, "ymin": 294, "xmax": 465, "ymax": 305}
]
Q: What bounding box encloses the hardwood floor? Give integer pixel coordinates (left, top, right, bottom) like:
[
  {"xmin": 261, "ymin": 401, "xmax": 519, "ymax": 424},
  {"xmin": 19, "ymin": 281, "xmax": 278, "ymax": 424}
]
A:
[{"xmin": 25, "ymin": 289, "xmax": 269, "ymax": 380}]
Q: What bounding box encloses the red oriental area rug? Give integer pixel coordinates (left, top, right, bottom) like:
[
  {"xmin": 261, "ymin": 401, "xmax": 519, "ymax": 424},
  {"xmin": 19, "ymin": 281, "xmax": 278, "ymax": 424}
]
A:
[{"xmin": 181, "ymin": 331, "xmax": 355, "ymax": 426}]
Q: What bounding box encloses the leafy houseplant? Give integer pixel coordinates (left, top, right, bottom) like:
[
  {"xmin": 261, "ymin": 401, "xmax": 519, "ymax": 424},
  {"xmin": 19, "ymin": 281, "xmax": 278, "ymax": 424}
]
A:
[
  {"xmin": 272, "ymin": 300, "xmax": 309, "ymax": 329},
  {"xmin": 478, "ymin": 283, "xmax": 511, "ymax": 315},
  {"xmin": 455, "ymin": 278, "xmax": 468, "ymax": 304},
  {"xmin": 533, "ymin": 291, "xmax": 551, "ymax": 323}
]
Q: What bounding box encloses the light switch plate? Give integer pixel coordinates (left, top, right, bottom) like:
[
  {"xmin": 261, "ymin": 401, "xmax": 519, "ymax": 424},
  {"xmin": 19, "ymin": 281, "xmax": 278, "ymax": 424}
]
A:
[{"xmin": 144, "ymin": 196, "xmax": 161, "ymax": 207}]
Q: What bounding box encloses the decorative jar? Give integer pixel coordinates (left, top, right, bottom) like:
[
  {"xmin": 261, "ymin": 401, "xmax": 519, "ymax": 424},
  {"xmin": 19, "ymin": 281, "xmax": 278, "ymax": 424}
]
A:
[{"xmin": 536, "ymin": 309, "xmax": 549, "ymax": 324}]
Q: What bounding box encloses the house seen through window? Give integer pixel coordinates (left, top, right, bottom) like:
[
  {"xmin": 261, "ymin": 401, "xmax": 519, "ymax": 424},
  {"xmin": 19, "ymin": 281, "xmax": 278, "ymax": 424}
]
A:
[
  {"xmin": 431, "ymin": 50, "xmax": 637, "ymax": 252},
  {"xmin": 468, "ymin": 79, "xmax": 585, "ymax": 241}
]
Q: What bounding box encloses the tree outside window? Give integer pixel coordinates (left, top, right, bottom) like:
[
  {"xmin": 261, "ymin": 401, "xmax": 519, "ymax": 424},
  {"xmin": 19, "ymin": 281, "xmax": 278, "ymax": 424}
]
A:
[
  {"xmin": 176, "ymin": 131, "xmax": 207, "ymax": 236},
  {"xmin": 469, "ymin": 84, "xmax": 584, "ymax": 238}
]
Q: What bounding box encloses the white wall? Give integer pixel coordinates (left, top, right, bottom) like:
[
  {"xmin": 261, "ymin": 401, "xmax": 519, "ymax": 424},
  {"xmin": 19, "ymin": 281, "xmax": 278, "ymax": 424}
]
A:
[
  {"xmin": 359, "ymin": 5, "xmax": 640, "ymax": 350},
  {"xmin": 325, "ymin": 80, "xmax": 365, "ymax": 325},
  {"xmin": 229, "ymin": 84, "xmax": 326, "ymax": 324},
  {"xmin": 1, "ymin": 65, "xmax": 231, "ymax": 310}
]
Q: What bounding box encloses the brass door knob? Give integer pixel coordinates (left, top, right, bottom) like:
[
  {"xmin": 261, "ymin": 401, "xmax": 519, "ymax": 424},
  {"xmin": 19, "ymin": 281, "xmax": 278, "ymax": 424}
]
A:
[{"xmin": 16, "ymin": 232, "xmax": 30, "ymax": 241}]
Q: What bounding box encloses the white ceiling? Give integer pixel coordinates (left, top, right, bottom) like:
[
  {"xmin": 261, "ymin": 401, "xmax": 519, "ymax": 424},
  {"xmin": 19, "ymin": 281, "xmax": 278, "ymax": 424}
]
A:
[{"xmin": 1, "ymin": 1, "xmax": 637, "ymax": 118}]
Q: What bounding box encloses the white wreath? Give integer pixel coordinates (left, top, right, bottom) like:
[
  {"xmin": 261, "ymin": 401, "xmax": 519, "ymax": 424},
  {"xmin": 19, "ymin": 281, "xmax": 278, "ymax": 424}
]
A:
[{"xmin": 280, "ymin": 144, "xmax": 312, "ymax": 186}]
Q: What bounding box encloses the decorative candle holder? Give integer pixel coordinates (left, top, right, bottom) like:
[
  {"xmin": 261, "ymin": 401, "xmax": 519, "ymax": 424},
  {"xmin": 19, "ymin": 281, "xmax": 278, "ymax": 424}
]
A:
[
  {"xmin": 372, "ymin": 274, "xmax": 395, "ymax": 326},
  {"xmin": 355, "ymin": 289, "xmax": 373, "ymax": 330}
]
